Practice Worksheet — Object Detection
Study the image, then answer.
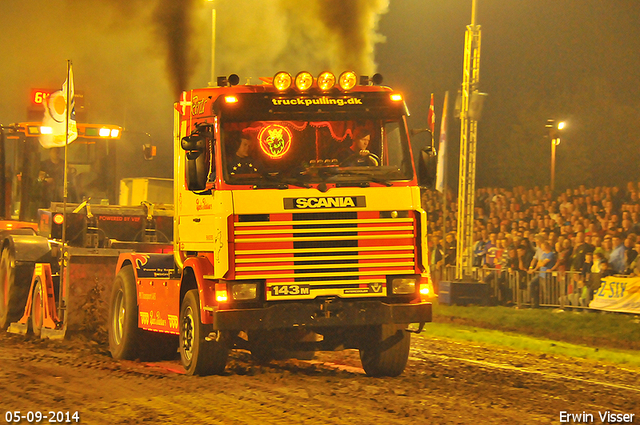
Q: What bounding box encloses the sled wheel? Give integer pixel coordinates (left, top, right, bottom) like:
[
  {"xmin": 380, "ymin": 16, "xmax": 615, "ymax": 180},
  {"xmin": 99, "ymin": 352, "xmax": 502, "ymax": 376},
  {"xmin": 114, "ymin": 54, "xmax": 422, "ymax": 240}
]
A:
[
  {"xmin": 31, "ymin": 278, "xmax": 44, "ymax": 337},
  {"xmin": 0, "ymin": 247, "xmax": 32, "ymax": 329},
  {"xmin": 359, "ymin": 324, "xmax": 411, "ymax": 377},
  {"xmin": 180, "ymin": 289, "xmax": 228, "ymax": 375}
]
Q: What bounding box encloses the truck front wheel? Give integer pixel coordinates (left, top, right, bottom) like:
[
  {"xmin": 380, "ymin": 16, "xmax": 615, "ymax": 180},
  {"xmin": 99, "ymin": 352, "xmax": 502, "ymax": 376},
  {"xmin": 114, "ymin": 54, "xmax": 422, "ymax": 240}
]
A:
[
  {"xmin": 179, "ymin": 289, "xmax": 228, "ymax": 375},
  {"xmin": 359, "ymin": 324, "xmax": 411, "ymax": 377}
]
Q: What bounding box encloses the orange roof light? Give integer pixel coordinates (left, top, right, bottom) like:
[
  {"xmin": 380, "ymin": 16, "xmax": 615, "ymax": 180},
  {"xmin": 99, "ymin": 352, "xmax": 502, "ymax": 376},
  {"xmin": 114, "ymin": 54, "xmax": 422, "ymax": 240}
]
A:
[
  {"xmin": 273, "ymin": 71, "xmax": 292, "ymax": 91},
  {"xmin": 294, "ymin": 71, "xmax": 314, "ymax": 92},
  {"xmin": 338, "ymin": 71, "xmax": 357, "ymax": 91},
  {"xmin": 317, "ymin": 71, "xmax": 336, "ymax": 91},
  {"xmin": 390, "ymin": 94, "xmax": 403, "ymax": 102}
]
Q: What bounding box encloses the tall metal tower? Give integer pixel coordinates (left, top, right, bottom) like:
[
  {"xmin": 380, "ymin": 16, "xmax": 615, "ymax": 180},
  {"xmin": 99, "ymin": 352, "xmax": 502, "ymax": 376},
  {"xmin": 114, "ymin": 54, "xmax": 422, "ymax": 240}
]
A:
[{"xmin": 455, "ymin": 0, "xmax": 482, "ymax": 280}]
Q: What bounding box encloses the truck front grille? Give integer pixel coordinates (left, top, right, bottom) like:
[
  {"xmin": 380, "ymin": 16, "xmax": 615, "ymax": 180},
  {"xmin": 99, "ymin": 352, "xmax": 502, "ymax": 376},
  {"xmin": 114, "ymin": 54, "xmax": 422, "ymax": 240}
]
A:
[{"xmin": 233, "ymin": 212, "xmax": 417, "ymax": 300}]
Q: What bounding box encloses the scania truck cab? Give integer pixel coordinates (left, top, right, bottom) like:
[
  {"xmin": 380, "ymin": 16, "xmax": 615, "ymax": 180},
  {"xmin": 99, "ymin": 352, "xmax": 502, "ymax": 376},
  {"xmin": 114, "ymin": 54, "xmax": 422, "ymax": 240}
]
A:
[{"xmin": 109, "ymin": 71, "xmax": 434, "ymax": 376}]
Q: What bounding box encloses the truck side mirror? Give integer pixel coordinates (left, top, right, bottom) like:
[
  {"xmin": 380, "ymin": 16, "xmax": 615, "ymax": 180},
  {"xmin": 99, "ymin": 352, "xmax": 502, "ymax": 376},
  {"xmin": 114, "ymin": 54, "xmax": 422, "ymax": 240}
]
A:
[
  {"xmin": 181, "ymin": 134, "xmax": 206, "ymax": 153},
  {"xmin": 181, "ymin": 125, "xmax": 213, "ymax": 192},
  {"xmin": 418, "ymin": 146, "xmax": 437, "ymax": 188},
  {"xmin": 185, "ymin": 150, "xmax": 209, "ymax": 191}
]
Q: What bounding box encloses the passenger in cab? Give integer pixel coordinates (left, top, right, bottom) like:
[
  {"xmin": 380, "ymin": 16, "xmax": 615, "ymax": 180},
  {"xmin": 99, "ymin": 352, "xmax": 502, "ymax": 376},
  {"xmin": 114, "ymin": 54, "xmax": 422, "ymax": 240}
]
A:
[{"xmin": 228, "ymin": 132, "xmax": 260, "ymax": 176}]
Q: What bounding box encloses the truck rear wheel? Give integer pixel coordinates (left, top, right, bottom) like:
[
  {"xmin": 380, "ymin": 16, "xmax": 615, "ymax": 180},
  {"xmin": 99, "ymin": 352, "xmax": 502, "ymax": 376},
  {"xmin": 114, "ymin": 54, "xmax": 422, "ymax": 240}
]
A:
[
  {"xmin": 359, "ymin": 324, "xmax": 411, "ymax": 377},
  {"xmin": 0, "ymin": 246, "xmax": 33, "ymax": 329},
  {"xmin": 179, "ymin": 289, "xmax": 228, "ymax": 375},
  {"xmin": 109, "ymin": 265, "xmax": 143, "ymax": 360},
  {"xmin": 109, "ymin": 265, "xmax": 177, "ymax": 361}
]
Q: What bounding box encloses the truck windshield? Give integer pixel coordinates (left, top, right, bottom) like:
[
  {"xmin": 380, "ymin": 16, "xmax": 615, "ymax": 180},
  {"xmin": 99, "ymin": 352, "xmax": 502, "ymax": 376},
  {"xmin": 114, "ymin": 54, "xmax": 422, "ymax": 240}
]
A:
[{"xmin": 221, "ymin": 118, "xmax": 413, "ymax": 186}]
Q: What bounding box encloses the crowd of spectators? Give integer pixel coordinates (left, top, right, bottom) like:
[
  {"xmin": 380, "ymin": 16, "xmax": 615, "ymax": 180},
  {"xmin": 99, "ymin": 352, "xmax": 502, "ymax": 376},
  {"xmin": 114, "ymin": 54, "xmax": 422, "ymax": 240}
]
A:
[{"xmin": 425, "ymin": 182, "xmax": 640, "ymax": 306}]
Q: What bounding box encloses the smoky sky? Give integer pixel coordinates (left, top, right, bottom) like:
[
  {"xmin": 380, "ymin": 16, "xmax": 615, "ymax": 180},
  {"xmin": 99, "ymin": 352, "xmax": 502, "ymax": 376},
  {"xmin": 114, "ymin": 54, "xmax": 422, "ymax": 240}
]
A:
[
  {"xmin": 0, "ymin": 0, "xmax": 389, "ymax": 182},
  {"xmin": 1, "ymin": 0, "xmax": 639, "ymax": 188}
]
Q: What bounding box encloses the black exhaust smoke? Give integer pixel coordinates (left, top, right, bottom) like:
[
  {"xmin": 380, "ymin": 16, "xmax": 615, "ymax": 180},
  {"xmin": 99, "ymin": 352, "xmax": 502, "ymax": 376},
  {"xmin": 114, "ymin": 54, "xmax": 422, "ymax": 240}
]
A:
[{"xmin": 154, "ymin": 0, "xmax": 199, "ymax": 98}]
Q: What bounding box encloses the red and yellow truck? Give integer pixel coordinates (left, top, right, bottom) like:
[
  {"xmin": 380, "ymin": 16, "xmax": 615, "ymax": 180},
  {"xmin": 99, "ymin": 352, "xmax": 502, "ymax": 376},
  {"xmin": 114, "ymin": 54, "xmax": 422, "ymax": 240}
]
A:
[{"xmin": 109, "ymin": 71, "xmax": 434, "ymax": 376}]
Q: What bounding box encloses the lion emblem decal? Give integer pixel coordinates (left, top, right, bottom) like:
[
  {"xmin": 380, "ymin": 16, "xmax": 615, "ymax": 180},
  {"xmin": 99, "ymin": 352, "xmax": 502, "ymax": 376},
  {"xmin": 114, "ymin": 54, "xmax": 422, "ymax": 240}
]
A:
[{"xmin": 258, "ymin": 124, "xmax": 292, "ymax": 159}]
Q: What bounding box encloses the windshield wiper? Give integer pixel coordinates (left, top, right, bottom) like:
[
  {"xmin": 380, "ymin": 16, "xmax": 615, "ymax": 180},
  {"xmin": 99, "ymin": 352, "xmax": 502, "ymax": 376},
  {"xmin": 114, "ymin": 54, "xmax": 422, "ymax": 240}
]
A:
[
  {"xmin": 254, "ymin": 172, "xmax": 311, "ymax": 189},
  {"xmin": 335, "ymin": 181, "xmax": 370, "ymax": 188},
  {"xmin": 319, "ymin": 168, "xmax": 393, "ymax": 187},
  {"xmin": 281, "ymin": 177, "xmax": 311, "ymax": 188},
  {"xmin": 252, "ymin": 182, "xmax": 288, "ymax": 189}
]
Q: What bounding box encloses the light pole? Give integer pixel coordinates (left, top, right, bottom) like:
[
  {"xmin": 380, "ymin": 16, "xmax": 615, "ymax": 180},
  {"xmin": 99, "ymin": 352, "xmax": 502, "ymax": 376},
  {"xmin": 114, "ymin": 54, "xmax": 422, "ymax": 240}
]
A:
[
  {"xmin": 547, "ymin": 120, "xmax": 565, "ymax": 193},
  {"xmin": 207, "ymin": 0, "xmax": 216, "ymax": 87},
  {"xmin": 455, "ymin": 0, "xmax": 482, "ymax": 280}
]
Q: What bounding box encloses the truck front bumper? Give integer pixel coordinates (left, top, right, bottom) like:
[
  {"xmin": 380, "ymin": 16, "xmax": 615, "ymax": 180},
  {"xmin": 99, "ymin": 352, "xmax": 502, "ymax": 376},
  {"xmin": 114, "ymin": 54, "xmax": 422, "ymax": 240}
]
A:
[{"xmin": 210, "ymin": 299, "xmax": 432, "ymax": 331}]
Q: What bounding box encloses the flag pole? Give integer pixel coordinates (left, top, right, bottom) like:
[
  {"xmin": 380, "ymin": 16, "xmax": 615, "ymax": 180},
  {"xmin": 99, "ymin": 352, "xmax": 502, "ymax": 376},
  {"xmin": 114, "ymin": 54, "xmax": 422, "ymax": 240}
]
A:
[
  {"xmin": 442, "ymin": 135, "xmax": 447, "ymax": 275},
  {"xmin": 438, "ymin": 92, "xmax": 450, "ymax": 275},
  {"xmin": 60, "ymin": 59, "xmax": 71, "ymax": 328}
]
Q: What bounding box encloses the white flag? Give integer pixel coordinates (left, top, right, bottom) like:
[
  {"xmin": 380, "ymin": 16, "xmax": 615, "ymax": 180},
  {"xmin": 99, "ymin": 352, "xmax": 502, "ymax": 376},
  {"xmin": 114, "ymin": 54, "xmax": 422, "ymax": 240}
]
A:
[
  {"xmin": 435, "ymin": 91, "xmax": 449, "ymax": 193},
  {"xmin": 39, "ymin": 65, "xmax": 78, "ymax": 148}
]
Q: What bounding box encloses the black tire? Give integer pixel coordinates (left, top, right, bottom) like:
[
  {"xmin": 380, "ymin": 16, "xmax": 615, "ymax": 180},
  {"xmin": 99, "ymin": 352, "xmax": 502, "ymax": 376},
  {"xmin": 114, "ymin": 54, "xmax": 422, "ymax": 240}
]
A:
[
  {"xmin": 31, "ymin": 278, "xmax": 44, "ymax": 337},
  {"xmin": 109, "ymin": 265, "xmax": 143, "ymax": 360},
  {"xmin": 179, "ymin": 289, "xmax": 228, "ymax": 375},
  {"xmin": 359, "ymin": 324, "xmax": 411, "ymax": 377},
  {"xmin": 0, "ymin": 246, "xmax": 33, "ymax": 329},
  {"xmin": 109, "ymin": 265, "xmax": 178, "ymax": 361}
]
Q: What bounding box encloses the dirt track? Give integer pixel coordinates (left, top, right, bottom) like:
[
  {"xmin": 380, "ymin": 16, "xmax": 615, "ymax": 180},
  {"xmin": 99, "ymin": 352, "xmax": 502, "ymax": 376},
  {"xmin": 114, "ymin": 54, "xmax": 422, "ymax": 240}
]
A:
[{"xmin": 1, "ymin": 330, "xmax": 639, "ymax": 424}]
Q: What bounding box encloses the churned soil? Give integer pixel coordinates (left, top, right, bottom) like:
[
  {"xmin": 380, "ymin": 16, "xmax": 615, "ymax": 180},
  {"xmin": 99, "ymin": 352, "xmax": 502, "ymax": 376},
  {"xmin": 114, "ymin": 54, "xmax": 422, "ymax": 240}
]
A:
[{"xmin": 1, "ymin": 329, "xmax": 639, "ymax": 424}]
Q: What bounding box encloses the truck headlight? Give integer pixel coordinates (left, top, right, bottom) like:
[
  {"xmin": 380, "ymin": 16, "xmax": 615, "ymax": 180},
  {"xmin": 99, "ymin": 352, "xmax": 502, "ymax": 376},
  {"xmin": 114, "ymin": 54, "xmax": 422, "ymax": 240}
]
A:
[
  {"xmin": 231, "ymin": 283, "xmax": 258, "ymax": 300},
  {"xmin": 390, "ymin": 277, "xmax": 417, "ymax": 294}
]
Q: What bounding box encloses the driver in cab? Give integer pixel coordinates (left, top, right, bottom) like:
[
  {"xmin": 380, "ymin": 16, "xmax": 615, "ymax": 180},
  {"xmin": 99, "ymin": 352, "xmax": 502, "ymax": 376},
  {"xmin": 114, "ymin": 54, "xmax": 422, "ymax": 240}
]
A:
[
  {"xmin": 228, "ymin": 132, "xmax": 260, "ymax": 176},
  {"xmin": 338, "ymin": 128, "xmax": 379, "ymax": 166}
]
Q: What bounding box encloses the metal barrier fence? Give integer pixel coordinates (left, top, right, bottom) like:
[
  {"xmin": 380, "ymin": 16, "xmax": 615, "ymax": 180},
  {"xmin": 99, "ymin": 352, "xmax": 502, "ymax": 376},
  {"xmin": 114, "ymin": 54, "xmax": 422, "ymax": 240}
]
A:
[{"xmin": 431, "ymin": 265, "xmax": 597, "ymax": 308}]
